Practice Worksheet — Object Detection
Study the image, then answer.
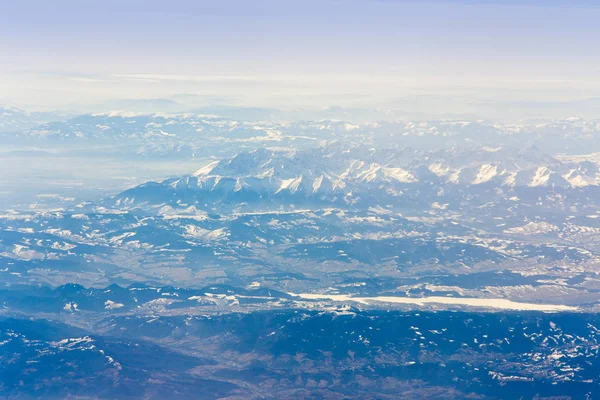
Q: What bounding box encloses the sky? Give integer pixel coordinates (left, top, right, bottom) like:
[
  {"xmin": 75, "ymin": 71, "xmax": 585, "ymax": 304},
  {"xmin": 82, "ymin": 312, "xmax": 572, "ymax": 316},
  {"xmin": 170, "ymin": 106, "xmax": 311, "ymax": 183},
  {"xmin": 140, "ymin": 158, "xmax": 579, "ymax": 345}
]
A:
[{"xmin": 2, "ymin": 0, "xmax": 600, "ymax": 118}]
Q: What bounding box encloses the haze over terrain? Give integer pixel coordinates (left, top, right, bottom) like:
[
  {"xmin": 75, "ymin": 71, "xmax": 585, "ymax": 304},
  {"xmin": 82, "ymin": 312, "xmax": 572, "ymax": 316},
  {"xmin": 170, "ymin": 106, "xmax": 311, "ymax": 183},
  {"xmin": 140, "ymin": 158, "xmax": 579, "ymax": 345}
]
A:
[
  {"xmin": 2, "ymin": 1, "xmax": 600, "ymax": 399},
  {"xmin": 3, "ymin": 0, "xmax": 600, "ymax": 119}
]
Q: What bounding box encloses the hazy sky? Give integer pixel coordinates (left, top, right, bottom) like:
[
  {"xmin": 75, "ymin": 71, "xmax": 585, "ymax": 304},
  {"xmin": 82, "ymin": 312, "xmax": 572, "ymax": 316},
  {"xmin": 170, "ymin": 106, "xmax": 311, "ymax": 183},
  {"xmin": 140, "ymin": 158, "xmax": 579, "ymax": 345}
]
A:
[{"xmin": 2, "ymin": 0, "xmax": 600, "ymax": 114}]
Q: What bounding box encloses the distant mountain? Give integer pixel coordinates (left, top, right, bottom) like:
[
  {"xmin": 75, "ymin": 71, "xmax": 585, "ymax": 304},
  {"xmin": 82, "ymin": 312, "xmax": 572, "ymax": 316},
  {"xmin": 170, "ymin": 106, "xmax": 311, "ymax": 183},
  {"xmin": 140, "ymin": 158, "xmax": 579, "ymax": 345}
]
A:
[
  {"xmin": 4, "ymin": 111, "xmax": 600, "ymax": 158},
  {"xmin": 0, "ymin": 105, "xmax": 65, "ymax": 133},
  {"xmin": 186, "ymin": 105, "xmax": 284, "ymax": 120},
  {"xmin": 106, "ymin": 145, "xmax": 600, "ymax": 216}
]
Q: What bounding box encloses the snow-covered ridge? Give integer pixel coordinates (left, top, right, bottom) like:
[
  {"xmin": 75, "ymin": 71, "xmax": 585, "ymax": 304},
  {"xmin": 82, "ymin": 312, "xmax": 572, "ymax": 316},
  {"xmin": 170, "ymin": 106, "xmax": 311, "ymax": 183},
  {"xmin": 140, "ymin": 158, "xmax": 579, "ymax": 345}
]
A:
[
  {"xmin": 115, "ymin": 145, "xmax": 600, "ymax": 210},
  {"xmin": 8, "ymin": 112, "xmax": 600, "ymax": 148}
]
